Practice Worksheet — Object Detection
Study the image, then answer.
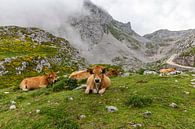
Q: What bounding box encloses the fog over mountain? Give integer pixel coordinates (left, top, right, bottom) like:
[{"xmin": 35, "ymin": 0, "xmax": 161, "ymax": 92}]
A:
[
  {"xmin": 0, "ymin": 0, "xmax": 87, "ymax": 31},
  {"xmin": 1, "ymin": 0, "xmax": 195, "ymax": 35}
]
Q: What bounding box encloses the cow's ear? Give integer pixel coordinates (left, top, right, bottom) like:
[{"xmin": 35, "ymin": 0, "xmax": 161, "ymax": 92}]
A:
[
  {"xmin": 102, "ymin": 68, "xmax": 106, "ymax": 74},
  {"xmin": 87, "ymin": 68, "xmax": 93, "ymax": 74}
]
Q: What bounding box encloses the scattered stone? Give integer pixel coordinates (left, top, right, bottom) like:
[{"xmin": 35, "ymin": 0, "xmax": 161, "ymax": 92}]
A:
[
  {"xmin": 169, "ymin": 103, "xmax": 178, "ymax": 108},
  {"xmin": 191, "ymin": 82, "xmax": 195, "ymax": 85},
  {"xmin": 4, "ymin": 92, "xmax": 9, "ymax": 94},
  {"xmin": 143, "ymin": 111, "xmax": 152, "ymax": 118},
  {"xmin": 184, "ymin": 91, "xmax": 190, "ymax": 95},
  {"xmin": 143, "ymin": 70, "xmax": 157, "ymax": 75},
  {"xmin": 9, "ymin": 105, "xmax": 16, "ymax": 110},
  {"xmin": 192, "ymin": 74, "xmax": 195, "ymax": 77},
  {"xmin": 175, "ymin": 80, "xmax": 178, "ymax": 83},
  {"xmin": 129, "ymin": 122, "xmax": 142, "ymax": 128},
  {"xmin": 191, "ymin": 79, "xmax": 195, "ymax": 82},
  {"xmin": 106, "ymin": 106, "xmax": 118, "ymax": 112},
  {"xmin": 10, "ymin": 101, "xmax": 16, "ymax": 105},
  {"xmin": 78, "ymin": 114, "xmax": 86, "ymax": 119},
  {"xmin": 36, "ymin": 109, "xmax": 40, "ymax": 113},
  {"xmin": 183, "ymin": 110, "xmax": 187, "ymax": 112},
  {"xmin": 68, "ymin": 97, "xmax": 74, "ymax": 101},
  {"xmin": 192, "ymin": 86, "xmax": 195, "ymax": 88},
  {"xmin": 121, "ymin": 72, "xmax": 130, "ymax": 77}
]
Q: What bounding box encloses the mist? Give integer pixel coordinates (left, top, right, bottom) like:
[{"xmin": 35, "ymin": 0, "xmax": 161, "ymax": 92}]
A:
[{"xmin": 0, "ymin": 0, "xmax": 86, "ymax": 32}]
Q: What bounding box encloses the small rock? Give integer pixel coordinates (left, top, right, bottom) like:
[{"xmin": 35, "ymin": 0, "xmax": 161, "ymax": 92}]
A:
[
  {"xmin": 169, "ymin": 103, "xmax": 178, "ymax": 108},
  {"xmin": 121, "ymin": 72, "xmax": 130, "ymax": 77},
  {"xmin": 78, "ymin": 114, "xmax": 86, "ymax": 119},
  {"xmin": 68, "ymin": 97, "xmax": 74, "ymax": 101},
  {"xmin": 4, "ymin": 92, "xmax": 9, "ymax": 94},
  {"xmin": 129, "ymin": 122, "xmax": 142, "ymax": 128},
  {"xmin": 106, "ymin": 106, "xmax": 118, "ymax": 112},
  {"xmin": 183, "ymin": 110, "xmax": 187, "ymax": 112},
  {"xmin": 27, "ymin": 103, "xmax": 31, "ymax": 105},
  {"xmin": 143, "ymin": 70, "xmax": 157, "ymax": 75},
  {"xmin": 191, "ymin": 79, "xmax": 195, "ymax": 82},
  {"xmin": 184, "ymin": 91, "xmax": 190, "ymax": 95},
  {"xmin": 192, "ymin": 86, "xmax": 195, "ymax": 88},
  {"xmin": 175, "ymin": 80, "xmax": 178, "ymax": 83},
  {"xmin": 36, "ymin": 109, "xmax": 40, "ymax": 113},
  {"xmin": 192, "ymin": 74, "xmax": 195, "ymax": 77},
  {"xmin": 191, "ymin": 82, "xmax": 195, "ymax": 85},
  {"xmin": 143, "ymin": 111, "xmax": 152, "ymax": 118},
  {"xmin": 10, "ymin": 101, "xmax": 16, "ymax": 105},
  {"xmin": 10, "ymin": 105, "xmax": 16, "ymax": 110}
]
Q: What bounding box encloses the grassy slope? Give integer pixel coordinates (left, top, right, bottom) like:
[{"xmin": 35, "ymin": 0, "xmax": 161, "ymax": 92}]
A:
[{"xmin": 0, "ymin": 74, "xmax": 195, "ymax": 129}]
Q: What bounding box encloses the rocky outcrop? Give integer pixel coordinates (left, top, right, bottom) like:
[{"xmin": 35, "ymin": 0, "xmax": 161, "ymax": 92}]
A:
[
  {"xmin": 61, "ymin": 0, "xmax": 151, "ymax": 70},
  {"xmin": 0, "ymin": 26, "xmax": 86, "ymax": 76}
]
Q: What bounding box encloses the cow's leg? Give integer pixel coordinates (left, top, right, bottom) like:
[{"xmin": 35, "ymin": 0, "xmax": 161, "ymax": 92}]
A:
[
  {"xmin": 99, "ymin": 88, "xmax": 106, "ymax": 95},
  {"xmin": 85, "ymin": 86, "xmax": 91, "ymax": 94}
]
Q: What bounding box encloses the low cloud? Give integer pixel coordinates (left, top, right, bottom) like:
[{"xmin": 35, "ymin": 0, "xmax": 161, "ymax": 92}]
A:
[{"xmin": 91, "ymin": 0, "xmax": 195, "ymax": 35}]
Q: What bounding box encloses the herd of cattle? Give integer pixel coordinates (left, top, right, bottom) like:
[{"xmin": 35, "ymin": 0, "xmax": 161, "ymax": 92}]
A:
[{"xmin": 19, "ymin": 66, "xmax": 182, "ymax": 94}]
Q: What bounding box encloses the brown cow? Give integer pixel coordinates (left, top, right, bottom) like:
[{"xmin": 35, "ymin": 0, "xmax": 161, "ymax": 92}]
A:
[
  {"xmin": 20, "ymin": 72, "xmax": 57, "ymax": 91},
  {"xmin": 159, "ymin": 68, "xmax": 176, "ymax": 76},
  {"xmin": 69, "ymin": 70, "xmax": 91, "ymax": 81},
  {"xmin": 85, "ymin": 66, "xmax": 111, "ymax": 95}
]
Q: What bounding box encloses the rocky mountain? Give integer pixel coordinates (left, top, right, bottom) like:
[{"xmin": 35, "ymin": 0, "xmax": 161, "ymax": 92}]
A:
[
  {"xmin": 1, "ymin": 0, "xmax": 195, "ymax": 72},
  {"xmin": 0, "ymin": 26, "xmax": 86, "ymax": 76},
  {"xmin": 144, "ymin": 29, "xmax": 195, "ymax": 66},
  {"xmin": 53, "ymin": 0, "xmax": 153, "ymax": 70}
]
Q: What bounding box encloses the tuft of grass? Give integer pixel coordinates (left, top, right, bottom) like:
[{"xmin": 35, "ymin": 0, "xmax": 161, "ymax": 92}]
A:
[{"xmin": 125, "ymin": 95, "xmax": 153, "ymax": 108}]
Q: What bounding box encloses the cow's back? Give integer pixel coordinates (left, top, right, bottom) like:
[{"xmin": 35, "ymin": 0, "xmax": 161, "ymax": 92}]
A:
[{"xmin": 20, "ymin": 75, "xmax": 48, "ymax": 90}]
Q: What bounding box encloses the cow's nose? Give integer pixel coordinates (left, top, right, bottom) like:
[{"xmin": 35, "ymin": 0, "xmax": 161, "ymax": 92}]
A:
[{"xmin": 95, "ymin": 79, "xmax": 100, "ymax": 83}]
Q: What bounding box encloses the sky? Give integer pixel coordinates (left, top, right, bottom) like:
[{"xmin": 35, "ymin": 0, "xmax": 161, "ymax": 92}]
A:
[{"xmin": 0, "ymin": 0, "xmax": 195, "ymax": 35}]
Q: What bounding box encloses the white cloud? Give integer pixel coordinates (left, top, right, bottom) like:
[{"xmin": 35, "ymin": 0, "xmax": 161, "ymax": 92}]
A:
[
  {"xmin": 91, "ymin": 0, "xmax": 195, "ymax": 35},
  {"xmin": 0, "ymin": 0, "xmax": 195, "ymax": 35}
]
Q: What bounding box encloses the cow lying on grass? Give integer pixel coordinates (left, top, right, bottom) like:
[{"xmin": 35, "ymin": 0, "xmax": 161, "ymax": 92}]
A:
[
  {"xmin": 20, "ymin": 72, "xmax": 57, "ymax": 91},
  {"xmin": 85, "ymin": 66, "xmax": 111, "ymax": 95},
  {"xmin": 159, "ymin": 68, "xmax": 176, "ymax": 76},
  {"xmin": 69, "ymin": 70, "xmax": 91, "ymax": 81}
]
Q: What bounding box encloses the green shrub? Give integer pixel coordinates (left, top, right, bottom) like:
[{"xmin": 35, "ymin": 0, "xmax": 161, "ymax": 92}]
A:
[
  {"xmin": 125, "ymin": 95, "xmax": 153, "ymax": 108},
  {"xmin": 52, "ymin": 77, "xmax": 78, "ymax": 92},
  {"xmin": 136, "ymin": 68, "xmax": 145, "ymax": 75},
  {"xmin": 52, "ymin": 78, "xmax": 67, "ymax": 92}
]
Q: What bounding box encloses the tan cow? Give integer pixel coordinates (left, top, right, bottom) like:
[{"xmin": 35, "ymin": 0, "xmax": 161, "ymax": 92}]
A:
[
  {"xmin": 20, "ymin": 72, "xmax": 57, "ymax": 91},
  {"xmin": 69, "ymin": 70, "xmax": 91, "ymax": 81},
  {"xmin": 85, "ymin": 66, "xmax": 111, "ymax": 95},
  {"xmin": 159, "ymin": 68, "xmax": 176, "ymax": 76}
]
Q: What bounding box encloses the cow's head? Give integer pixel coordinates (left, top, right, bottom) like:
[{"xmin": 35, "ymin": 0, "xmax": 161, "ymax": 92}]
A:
[
  {"xmin": 47, "ymin": 72, "xmax": 57, "ymax": 84},
  {"xmin": 88, "ymin": 66, "xmax": 106, "ymax": 84}
]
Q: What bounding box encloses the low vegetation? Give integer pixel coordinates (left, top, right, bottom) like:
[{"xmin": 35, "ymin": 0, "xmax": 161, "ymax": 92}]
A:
[
  {"xmin": 0, "ymin": 26, "xmax": 195, "ymax": 129},
  {"xmin": 0, "ymin": 74, "xmax": 195, "ymax": 129}
]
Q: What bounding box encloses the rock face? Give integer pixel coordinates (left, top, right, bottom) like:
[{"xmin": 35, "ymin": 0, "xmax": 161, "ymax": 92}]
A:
[
  {"xmin": 54, "ymin": 0, "xmax": 152, "ymax": 70},
  {"xmin": 144, "ymin": 29, "xmax": 195, "ymax": 63}
]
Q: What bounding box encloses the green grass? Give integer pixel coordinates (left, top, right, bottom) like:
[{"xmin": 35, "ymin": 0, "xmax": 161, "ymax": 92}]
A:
[
  {"xmin": 0, "ymin": 74, "xmax": 195, "ymax": 129},
  {"xmin": 180, "ymin": 47, "xmax": 195, "ymax": 57},
  {"xmin": 0, "ymin": 37, "xmax": 58, "ymax": 60}
]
